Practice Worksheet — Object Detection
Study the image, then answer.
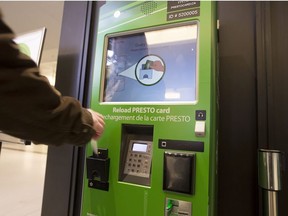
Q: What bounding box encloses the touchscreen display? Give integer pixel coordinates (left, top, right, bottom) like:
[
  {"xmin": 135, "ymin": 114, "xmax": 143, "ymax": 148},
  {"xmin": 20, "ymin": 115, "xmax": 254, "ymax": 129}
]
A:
[{"xmin": 102, "ymin": 23, "xmax": 198, "ymax": 103}]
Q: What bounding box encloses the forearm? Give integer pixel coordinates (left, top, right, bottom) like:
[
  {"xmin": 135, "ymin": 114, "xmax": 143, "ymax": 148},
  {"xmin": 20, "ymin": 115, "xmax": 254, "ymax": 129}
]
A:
[
  {"xmin": 0, "ymin": 99, "xmax": 95, "ymax": 146},
  {"xmin": 0, "ymin": 19, "xmax": 96, "ymax": 146},
  {"xmin": 0, "ymin": 56, "xmax": 96, "ymax": 146}
]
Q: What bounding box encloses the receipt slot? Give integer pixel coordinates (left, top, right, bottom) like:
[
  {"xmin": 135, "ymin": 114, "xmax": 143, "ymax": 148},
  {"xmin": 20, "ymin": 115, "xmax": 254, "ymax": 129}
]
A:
[
  {"xmin": 165, "ymin": 198, "xmax": 192, "ymax": 216},
  {"xmin": 81, "ymin": 1, "xmax": 217, "ymax": 216}
]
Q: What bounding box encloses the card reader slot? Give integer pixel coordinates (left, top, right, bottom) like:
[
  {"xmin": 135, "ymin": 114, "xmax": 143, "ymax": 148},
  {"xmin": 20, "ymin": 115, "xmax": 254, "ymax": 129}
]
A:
[
  {"xmin": 86, "ymin": 148, "xmax": 110, "ymax": 191},
  {"xmin": 159, "ymin": 139, "xmax": 204, "ymax": 152}
]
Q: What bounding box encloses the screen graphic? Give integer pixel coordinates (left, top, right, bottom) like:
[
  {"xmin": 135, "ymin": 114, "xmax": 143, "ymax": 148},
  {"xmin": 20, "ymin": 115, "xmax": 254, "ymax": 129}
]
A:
[
  {"xmin": 132, "ymin": 143, "xmax": 148, "ymax": 152},
  {"xmin": 102, "ymin": 23, "xmax": 198, "ymax": 103}
]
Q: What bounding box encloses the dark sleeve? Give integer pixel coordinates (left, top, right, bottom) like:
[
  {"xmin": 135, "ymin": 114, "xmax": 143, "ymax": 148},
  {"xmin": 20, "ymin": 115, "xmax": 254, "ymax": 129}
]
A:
[{"xmin": 0, "ymin": 17, "xmax": 95, "ymax": 146}]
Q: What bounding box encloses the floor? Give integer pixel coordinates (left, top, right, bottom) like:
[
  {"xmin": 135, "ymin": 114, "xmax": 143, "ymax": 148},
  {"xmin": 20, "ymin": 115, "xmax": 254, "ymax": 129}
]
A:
[{"xmin": 0, "ymin": 143, "xmax": 47, "ymax": 216}]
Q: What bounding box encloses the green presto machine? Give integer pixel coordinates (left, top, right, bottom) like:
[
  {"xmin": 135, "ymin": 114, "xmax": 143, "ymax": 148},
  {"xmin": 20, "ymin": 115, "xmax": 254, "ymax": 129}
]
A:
[{"xmin": 82, "ymin": 1, "xmax": 217, "ymax": 216}]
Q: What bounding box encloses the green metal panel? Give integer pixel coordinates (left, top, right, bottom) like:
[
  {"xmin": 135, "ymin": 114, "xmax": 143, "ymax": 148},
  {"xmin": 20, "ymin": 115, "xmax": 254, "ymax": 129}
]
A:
[{"xmin": 82, "ymin": 1, "xmax": 217, "ymax": 216}]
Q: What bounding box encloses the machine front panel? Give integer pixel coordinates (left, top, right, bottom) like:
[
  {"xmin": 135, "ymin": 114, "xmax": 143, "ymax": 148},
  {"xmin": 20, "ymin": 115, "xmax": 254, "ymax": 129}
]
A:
[{"xmin": 82, "ymin": 1, "xmax": 217, "ymax": 216}]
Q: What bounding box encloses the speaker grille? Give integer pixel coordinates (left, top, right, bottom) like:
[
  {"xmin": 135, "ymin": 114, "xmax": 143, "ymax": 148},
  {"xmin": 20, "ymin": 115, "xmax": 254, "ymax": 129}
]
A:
[{"xmin": 141, "ymin": 1, "xmax": 158, "ymax": 15}]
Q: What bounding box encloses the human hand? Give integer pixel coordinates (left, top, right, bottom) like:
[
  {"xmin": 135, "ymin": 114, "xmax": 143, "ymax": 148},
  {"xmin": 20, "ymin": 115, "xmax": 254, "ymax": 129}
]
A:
[
  {"xmin": 87, "ymin": 109, "xmax": 105, "ymax": 140},
  {"xmin": 150, "ymin": 60, "xmax": 164, "ymax": 72}
]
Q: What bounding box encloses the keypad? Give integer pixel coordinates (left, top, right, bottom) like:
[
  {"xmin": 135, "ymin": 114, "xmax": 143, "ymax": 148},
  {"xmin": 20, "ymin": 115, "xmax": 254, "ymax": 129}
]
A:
[{"xmin": 124, "ymin": 141, "xmax": 152, "ymax": 178}]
